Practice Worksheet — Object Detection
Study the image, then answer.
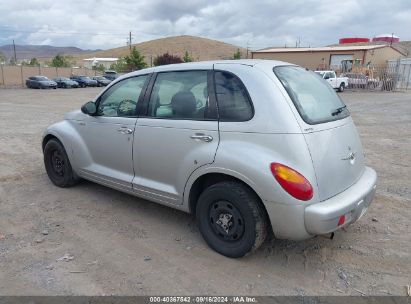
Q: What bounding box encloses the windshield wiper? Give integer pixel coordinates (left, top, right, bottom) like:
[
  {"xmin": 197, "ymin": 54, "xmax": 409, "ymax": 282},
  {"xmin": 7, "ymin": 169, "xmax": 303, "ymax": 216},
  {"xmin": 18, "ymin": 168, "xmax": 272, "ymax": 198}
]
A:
[{"xmin": 331, "ymin": 105, "xmax": 347, "ymax": 116}]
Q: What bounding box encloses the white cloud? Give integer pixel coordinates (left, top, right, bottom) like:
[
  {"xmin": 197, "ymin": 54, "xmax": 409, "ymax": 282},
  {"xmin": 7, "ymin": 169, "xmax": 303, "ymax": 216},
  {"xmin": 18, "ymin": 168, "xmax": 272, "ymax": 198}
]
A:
[{"xmin": 0, "ymin": 0, "xmax": 410, "ymax": 49}]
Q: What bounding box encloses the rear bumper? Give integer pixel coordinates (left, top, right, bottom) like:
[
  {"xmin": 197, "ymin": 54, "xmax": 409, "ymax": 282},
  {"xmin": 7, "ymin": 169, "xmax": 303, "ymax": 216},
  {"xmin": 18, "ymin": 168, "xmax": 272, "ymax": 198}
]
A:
[
  {"xmin": 264, "ymin": 166, "xmax": 377, "ymax": 240},
  {"xmin": 304, "ymin": 166, "xmax": 377, "ymax": 235}
]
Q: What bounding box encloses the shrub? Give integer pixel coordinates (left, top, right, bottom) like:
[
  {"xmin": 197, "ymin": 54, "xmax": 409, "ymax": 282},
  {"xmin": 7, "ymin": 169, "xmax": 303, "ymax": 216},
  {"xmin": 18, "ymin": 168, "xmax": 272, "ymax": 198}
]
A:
[{"xmin": 154, "ymin": 53, "xmax": 183, "ymax": 66}]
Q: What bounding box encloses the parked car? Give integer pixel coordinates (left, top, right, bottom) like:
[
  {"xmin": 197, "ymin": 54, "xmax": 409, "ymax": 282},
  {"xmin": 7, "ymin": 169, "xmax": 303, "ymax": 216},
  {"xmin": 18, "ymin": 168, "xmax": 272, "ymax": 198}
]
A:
[
  {"xmin": 54, "ymin": 77, "xmax": 79, "ymax": 88},
  {"xmin": 70, "ymin": 75, "xmax": 98, "ymax": 87},
  {"xmin": 314, "ymin": 70, "xmax": 348, "ymax": 92},
  {"xmin": 42, "ymin": 60, "xmax": 377, "ymax": 258},
  {"xmin": 26, "ymin": 76, "xmax": 57, "ymax": 89},
  {"xmin": 103, "ymin": 70, "xmax": 118, "ymax": 81},
  {"xmin": 92, "ymin": 76, "xmax": 111, "ymax": 87}
]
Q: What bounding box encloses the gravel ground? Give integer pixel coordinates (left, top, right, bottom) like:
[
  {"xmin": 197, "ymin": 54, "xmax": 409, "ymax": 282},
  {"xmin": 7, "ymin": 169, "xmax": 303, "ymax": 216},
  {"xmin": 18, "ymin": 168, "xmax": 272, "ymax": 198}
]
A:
[{"xmin": 0, "ymin": 87, "xmax": 410, "ymax": 296}]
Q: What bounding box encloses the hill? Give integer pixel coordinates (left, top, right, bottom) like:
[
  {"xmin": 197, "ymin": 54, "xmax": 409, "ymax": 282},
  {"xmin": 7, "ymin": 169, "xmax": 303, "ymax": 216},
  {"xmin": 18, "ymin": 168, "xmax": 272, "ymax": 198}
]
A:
[
  {"xmin": 398, "ymin": 41, "xmax": 411, "ymax": 56},
  {"xmin": 75, "ymin": 35, "xmax": 247, "ymax": 65},
  {"xmin": 0, "ymin": 44, "xmax": 100, "ymax": 61}
]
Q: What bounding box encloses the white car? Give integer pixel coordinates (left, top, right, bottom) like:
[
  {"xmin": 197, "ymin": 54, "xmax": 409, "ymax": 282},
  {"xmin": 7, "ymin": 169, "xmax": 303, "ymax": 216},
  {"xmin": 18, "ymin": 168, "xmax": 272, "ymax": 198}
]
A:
[
  {"xmin": 42, "ymin": 60, "xmax": 377, "ymax": 257},
  {"xmin": 315, "ymin": 70, "xmax": 348, "ymax": 92}
]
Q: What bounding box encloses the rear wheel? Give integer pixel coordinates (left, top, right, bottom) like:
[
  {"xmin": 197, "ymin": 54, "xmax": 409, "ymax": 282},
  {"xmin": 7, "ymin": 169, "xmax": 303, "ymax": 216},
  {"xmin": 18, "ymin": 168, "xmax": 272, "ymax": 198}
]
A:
[
  {"xmin": 338, "ymin": 83, "xmax": 345, "ymax": 92},
  {"xmin": 196, "ymin": 181, "xmax": 268, "ymax": 258},
  {"xmin": 44, "ymin": 139, "xmax": 79, "ymax": 187}
]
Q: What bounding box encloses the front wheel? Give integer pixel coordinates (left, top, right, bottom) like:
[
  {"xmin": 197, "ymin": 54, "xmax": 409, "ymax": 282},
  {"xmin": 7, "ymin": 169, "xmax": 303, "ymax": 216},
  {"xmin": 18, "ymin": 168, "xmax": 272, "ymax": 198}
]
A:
[
  {"xmin": 44, "ymin": 139, "xmax": 79, "ymax": 187},
  {"xmin": 196, "ymin": 181, "xmax": 268, "ymax": 258}
]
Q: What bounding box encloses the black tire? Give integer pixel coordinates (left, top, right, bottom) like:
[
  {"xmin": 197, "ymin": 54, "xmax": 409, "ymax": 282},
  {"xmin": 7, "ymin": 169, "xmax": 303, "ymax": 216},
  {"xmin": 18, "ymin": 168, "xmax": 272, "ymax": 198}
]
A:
[
  {"xmin": 338, "ymin": 83, "xmax": 345, "ymax": 92},
  {"xmin": 44, "ymin": 139, "xmax": 79, "ymax": 187},
  {"xmin": 196, "ymin": 181, "xmax": 268, "ymax": 258}
]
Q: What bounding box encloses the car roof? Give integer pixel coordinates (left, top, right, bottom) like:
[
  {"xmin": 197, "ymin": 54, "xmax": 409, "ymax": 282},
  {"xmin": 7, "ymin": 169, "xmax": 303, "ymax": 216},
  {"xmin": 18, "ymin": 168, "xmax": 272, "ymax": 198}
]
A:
[{"xmin": 122, "ymin": 59, "xmax": 293, "ymax": 79}]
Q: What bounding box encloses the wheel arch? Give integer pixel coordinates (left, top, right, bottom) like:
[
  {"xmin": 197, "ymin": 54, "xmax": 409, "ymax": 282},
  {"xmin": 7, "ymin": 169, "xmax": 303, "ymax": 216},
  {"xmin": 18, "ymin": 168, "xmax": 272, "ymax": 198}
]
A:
[
  {"xmin": 42, "ymin": 133, "xmax": 62, "ymax": 151},
  {"xmin": 187, "ymin": 171, "xmax": 268, "ymax": 218}
]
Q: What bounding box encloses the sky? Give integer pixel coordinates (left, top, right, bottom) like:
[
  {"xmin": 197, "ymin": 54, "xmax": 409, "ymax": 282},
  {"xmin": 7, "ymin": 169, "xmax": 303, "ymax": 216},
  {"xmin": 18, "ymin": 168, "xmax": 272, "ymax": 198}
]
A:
[{"xmin": 0, "ymin": 0, "xmax": 410, "ymax": 50}]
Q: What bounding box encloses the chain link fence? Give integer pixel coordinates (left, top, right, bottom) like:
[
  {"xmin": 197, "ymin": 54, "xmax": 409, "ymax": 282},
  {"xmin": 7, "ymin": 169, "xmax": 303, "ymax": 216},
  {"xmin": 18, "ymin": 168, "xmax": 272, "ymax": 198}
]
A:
[
  {"xmin": 318, "ymin": 58, "xmax": 411, "ymax": 91},
  {"xmin": 0, "ymin": 65, "xmax": 102, "ymax": 87}
]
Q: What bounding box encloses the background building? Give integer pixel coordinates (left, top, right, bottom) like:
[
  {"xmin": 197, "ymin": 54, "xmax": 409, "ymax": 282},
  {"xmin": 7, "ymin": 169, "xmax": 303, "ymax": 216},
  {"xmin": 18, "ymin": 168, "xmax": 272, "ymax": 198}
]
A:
[
  {"xmin": 251, "ymin": 45, "xmax": 406, "ymax": 70},
  {"xmin": 83, "ymin": 57, "xmax": 118, "ymax": 69}
]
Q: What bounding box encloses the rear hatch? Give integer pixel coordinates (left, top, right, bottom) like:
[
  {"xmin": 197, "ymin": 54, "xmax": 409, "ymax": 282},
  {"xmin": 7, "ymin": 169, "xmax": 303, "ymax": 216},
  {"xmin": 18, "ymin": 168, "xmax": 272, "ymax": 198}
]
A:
[
  {"xmin": 303, "ymin": 119, "xmax": 364, "ymax": 201},
  {"xmin": 274, "ymin": 66, "xmax": 365, "ymax": 201}
]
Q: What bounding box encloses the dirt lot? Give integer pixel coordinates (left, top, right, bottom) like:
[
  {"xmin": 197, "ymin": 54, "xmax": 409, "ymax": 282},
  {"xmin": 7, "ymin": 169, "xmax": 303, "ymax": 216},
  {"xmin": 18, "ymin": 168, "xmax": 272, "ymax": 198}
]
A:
[{"xmin": 0, "ymin": 88, "xmax": 410, "ymax": 296}]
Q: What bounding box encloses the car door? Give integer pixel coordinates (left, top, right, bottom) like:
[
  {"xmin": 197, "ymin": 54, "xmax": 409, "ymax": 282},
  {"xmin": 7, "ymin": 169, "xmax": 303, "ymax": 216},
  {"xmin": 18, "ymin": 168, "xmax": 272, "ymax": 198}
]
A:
[
  {"xmin": 329, "ymin": 71, "xmax": 337, "ymax": 88},
  {"xmin": 132, "ymin": 69, "xmax": 219, "ymax": 205},
  {"xmin": 75, "ymin": 75, "xmax": 149, "ymax": 192},
  {"xmin": 324, "ymin": 72, "xmax": 335, "ymax": 88}
]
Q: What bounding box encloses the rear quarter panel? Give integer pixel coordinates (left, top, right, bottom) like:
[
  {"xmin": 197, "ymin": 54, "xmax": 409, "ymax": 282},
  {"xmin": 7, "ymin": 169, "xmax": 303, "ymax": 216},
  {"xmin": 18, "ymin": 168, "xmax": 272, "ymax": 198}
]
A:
[{"xmin": 184, "ymin": 63, "xmax": 320, "ymax": 207}]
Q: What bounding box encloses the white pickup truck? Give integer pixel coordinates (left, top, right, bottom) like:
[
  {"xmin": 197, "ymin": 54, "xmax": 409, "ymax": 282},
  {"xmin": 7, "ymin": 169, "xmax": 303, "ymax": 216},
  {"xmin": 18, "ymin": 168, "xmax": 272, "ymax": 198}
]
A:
[{"xmin": 315, "ymin": 70, "xmax": 348, "ymax": 92}]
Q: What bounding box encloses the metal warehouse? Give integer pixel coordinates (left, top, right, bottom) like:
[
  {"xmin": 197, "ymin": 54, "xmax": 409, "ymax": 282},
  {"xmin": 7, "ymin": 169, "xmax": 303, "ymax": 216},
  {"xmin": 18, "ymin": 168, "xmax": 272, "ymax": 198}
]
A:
[{"xmin": 251, "ymin": 45, "xmax": 406, "ymax": 70}]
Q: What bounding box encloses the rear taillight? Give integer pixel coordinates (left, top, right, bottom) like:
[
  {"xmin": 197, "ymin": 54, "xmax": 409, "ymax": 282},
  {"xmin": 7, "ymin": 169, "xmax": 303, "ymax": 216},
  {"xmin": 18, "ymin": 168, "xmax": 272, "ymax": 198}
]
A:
[{"xmin": 270, "ymin": 163, "xmax": 313, "ymax": 201}]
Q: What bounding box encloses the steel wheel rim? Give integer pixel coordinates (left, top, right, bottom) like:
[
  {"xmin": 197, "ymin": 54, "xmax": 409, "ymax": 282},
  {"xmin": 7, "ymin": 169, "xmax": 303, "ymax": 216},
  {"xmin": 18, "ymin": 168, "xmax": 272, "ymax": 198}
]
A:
[
  {"xmin": 208, "ymin": 200, "xmax": 245, "ymax": 242},
  {"xmin": 50, "ymin": 150, "xmax": 64, "ymax": 177}
]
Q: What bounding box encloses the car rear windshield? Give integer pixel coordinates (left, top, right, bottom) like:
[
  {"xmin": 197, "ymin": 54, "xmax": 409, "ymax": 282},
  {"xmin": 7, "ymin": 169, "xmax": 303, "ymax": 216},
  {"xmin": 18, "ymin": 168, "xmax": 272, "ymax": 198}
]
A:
[{"xmin": 274, "ymin": 66, "xmax": 349, "ymax": 125}]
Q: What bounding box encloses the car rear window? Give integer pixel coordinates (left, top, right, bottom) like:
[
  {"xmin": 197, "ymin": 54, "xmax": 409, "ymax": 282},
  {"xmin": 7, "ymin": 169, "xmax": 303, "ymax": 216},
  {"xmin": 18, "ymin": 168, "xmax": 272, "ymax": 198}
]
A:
[{"xmin": 274, "ymin": 66, "xmax": 349, "ymax": 124}]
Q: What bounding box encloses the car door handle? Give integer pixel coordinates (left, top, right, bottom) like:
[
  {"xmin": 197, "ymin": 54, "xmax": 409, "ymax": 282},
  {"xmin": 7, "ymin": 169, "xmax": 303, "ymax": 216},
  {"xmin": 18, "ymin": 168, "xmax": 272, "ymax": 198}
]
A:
[
  {"xmin": 190, "ymin": 134, "xmax": 213, "ymax": 142},
  {"xmin": 117, "ymin": 127, "xmax": 133, "ymax": 134}
]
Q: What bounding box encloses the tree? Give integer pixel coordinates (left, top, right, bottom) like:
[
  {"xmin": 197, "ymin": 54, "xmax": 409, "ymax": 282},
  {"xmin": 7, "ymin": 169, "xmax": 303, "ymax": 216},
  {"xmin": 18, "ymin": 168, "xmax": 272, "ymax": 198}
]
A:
[
  {"xmin": 110, "ymin": 57, "xmax": 127, "ymax": 72},
  {"xmin": 154, "ymin": 53, "xmax": 183, "ymax": 66},
  {"xmin": 124, "ymin": 47, "xmax": 147, "ymax": 71},
  {"xmin": 22, "ymin": 57, "xmax": 39, "ymax": 66},
  {"xmin": 29, "ymin": 57, "xmax": 39, "ymax": 66},
  {"xmin": 92, "ymin": 63, "xmax": 105, "ymax": 72},
  {"xmin": 183, "ymin": 51, "xmax": 193, "ymax": 63},
  {"xmin": 233, "ymin": 48, "xmax": 241, "ymax": 60},
  {"xmin": 50, "ymin": 54, "xmax": 73, "ymax": 67},
  {"xmin": 0, "ymin": 51, "xmax": 6, "ymax": 64},
  {"xmin": 109, "ymin": 48, "xmax": 146, "ymax": 72},
  {"xmin": 9, "ymin": 57, "xmax": 17, "ymax": 65}
]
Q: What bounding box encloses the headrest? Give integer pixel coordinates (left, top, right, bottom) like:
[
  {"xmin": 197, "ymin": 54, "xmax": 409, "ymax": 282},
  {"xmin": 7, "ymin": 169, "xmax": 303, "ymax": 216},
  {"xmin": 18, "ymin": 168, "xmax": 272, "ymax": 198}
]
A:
[{"xmin": 171, "ymin": 91, "xmax": 196, "ymax": 117}]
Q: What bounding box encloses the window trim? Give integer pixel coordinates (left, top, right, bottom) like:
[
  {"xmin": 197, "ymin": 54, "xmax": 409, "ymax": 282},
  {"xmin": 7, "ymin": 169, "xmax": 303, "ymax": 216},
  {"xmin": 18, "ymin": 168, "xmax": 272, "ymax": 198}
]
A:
[
  {"xmin": 93, "ymin": 74, "xmax": 151, "ymax": 118},
  {"xmin": 213, "ymin": 69, "xmax": 255, "ymax": 122},
  {"xmin": 138, "ymin": 70, "xmax": 218, "ymax": 121}
]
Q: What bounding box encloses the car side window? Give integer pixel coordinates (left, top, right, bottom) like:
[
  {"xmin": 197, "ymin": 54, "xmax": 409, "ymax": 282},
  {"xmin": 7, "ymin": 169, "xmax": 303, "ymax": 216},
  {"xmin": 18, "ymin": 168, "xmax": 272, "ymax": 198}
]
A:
[
  {"xmin": 147, "ymin": 71, "xmax": 209, "ymax": 120},
  {"xmin": 97, "ymin": 76, "xmax": 147, "ymax": 117},
  {"xmin": 214, "ymin": 71, "xmax": 253, "ymax": 121}
]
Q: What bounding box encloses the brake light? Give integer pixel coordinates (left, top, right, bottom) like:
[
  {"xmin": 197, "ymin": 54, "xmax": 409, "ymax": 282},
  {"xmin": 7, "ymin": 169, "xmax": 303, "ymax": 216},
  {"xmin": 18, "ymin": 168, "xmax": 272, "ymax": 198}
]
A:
[
  {"xmin": 338, "ymin": 215, "xmax": 345, "ymax": 226},
  {"xmin": 270, "ymin": 163, "xmax": 313, "ymax": 201}
]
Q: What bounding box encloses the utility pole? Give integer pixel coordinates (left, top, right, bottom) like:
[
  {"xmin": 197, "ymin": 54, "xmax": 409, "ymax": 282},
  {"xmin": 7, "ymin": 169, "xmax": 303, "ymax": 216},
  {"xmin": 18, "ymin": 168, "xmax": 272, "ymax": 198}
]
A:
[
  {"xmin": 246, "ymin": 41, "xmax": 249, "ymax": 59},
  {"xmin": 129, "ymin": 31, "xmax": 132, "ymax": 54},
  {"xmin": 12, "ymin": 39, "xmax": 17, "ymax": 64}
]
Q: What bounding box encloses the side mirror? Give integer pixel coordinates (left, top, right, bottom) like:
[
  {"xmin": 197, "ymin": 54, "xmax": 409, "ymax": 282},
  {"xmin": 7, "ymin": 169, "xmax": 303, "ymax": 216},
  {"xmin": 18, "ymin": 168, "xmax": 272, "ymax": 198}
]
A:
[{"xmin": 81, "ymin": 101, "xmax": 97, "ymax": 115}]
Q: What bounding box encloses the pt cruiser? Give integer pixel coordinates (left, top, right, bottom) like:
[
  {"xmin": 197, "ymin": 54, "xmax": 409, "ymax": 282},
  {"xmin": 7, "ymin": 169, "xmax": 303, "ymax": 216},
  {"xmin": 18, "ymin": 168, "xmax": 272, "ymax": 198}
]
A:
[{"xmin": 42, "ymin": 60, "xmax": 377, "ymax": 257}]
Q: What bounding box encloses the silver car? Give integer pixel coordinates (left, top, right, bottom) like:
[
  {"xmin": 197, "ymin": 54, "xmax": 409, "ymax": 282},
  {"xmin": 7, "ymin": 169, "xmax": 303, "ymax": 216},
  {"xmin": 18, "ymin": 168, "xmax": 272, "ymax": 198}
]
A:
[{"xmin": 42, "ymin": 60, "xmax": 377, "ymax": 258}]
